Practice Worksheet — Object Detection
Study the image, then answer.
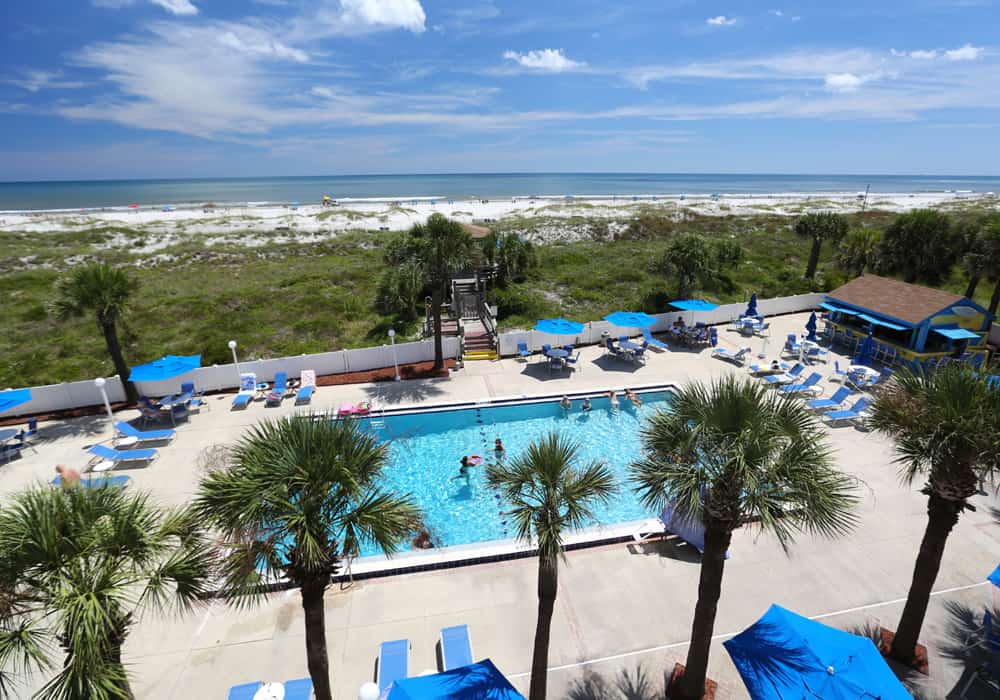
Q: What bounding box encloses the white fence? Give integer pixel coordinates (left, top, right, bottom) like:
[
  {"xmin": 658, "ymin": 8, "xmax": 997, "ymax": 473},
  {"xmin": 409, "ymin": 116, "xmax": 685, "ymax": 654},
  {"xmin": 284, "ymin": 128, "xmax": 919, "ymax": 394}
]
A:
[
  {"xmin": 3, "ymin": 337, "xmax": 462, "ymax": 419},
  {"xmin": 498, "ymin": 292, "xmax": 827, "ymax": 355}
]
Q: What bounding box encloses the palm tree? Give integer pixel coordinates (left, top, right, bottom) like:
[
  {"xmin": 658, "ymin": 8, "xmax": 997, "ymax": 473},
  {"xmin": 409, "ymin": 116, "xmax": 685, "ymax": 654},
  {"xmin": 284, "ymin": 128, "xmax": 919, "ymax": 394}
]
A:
[
  {"xmin": 52, "ymin": 262, "xmax": 140, "ymax": 403},
  {"xmin": 836, "ymin": 227, "xmax": 881, "ymax": 278},
  {"xmin": 868, "ymin": 366, "xmax": 1000, "ymax": 664},
  {"xmin": 630, "ymin": 377, "xmax": 858, "ymax": 700},
  {"xmin": 794, "ymin": 212, "xmax": 848, "ymax": 279},
  {"xmin": 482, "ymin": 231, "xmax": 536, "ymax": 286},
  {"xmin": 411, "ymin": 214, "xmax": 474, "ymax": 370},
  {"xmin": 487, "ymin": 433, "xmax": 616, "ymax": 700},
  {"xmin": 0, "ymin": 485, "xmax": 214, "ymax": 699},
  {"xmin": 960, "ymin": 217, "xmax": 1000, "ymax": 313},
  {"xmin": 195, "ymin": 416, "xmax": 420, "ymax": 700}
]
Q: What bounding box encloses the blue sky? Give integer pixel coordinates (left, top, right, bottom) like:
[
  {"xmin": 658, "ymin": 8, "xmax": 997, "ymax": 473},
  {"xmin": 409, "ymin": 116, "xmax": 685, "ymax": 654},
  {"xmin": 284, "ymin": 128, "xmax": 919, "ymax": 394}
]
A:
[{"xmin": 1, "ymin": 0, "xmax": 998, "ymax": 180}]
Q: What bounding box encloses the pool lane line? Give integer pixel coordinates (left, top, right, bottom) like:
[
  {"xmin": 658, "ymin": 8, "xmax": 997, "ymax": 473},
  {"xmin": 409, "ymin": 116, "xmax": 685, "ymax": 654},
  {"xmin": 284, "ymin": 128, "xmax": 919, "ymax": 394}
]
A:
[{"xmin": 506, "ymin": 580, "xmax": 989, "ymax": 678}]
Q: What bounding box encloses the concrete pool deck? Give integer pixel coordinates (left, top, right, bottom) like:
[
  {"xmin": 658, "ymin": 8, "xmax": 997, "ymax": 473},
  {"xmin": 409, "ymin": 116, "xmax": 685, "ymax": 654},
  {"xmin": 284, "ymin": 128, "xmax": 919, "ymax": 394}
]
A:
[{"xmin": 1, "ymin": 311, "xmax": 997, "ymax": 699}]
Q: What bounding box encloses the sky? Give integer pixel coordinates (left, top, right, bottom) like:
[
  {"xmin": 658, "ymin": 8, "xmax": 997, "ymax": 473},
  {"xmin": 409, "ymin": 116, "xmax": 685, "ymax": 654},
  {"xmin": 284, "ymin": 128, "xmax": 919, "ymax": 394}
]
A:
[{"xmin": 1, "ymin": 0, "xmax": 998, "ymax": 180}]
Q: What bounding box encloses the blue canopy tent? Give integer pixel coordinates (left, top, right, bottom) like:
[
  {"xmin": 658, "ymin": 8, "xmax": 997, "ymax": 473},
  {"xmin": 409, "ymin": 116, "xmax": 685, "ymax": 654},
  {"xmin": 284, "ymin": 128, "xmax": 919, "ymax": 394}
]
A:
[
  {"xmin": 744, "ymin": 293, "xmax": 758, "ymax": 318},
  {"xmin": 533, "ymin": 319, "xmax": 585, "ymax": 336},
  {"xmin": 805, "ymin": 312, "xmax": 818, "ymax": 342},
  {"xmin": 604, "ymin": 311, "xmax": 657, "ymax": 329},
  {"xmin": 854, "ymin": 329, "xmax": 875, "ymax": 366},
  {"xmin": 670, "ymin": 299, "xmax": 719, "ymax": 325},
  {"xmin": 724, "ymin": 604, "xmax": 910, "ymax": 700},
  {"xmin": 0, "ymin": 388, "xmax": 32, "ymax": 415},
  {"xmin": 388, "ymin": 659, "xmax": 525, "ymax": 700},
  {"xmin": 128, "ymin": 354, "xmax": 201, "ymax": 382}
]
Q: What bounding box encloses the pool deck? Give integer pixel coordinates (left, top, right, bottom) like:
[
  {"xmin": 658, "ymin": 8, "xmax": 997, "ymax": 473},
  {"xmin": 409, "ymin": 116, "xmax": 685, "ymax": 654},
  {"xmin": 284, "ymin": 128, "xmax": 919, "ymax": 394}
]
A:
[{"xmin": 1, "ymin": 311, "xmax": 997, "ymax": 699}]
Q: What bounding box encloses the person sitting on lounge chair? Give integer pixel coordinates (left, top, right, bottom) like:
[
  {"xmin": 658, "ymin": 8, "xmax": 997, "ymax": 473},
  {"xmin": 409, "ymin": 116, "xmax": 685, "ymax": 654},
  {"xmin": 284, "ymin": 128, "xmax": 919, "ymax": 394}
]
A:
[{"xmin": 55, "ymin": 464, "xmax": 80, "ymax": 488}]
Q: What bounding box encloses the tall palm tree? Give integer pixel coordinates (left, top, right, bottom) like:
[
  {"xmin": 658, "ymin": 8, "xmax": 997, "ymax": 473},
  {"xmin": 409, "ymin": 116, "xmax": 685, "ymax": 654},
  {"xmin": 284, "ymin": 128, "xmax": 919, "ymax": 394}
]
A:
[
  {"xmin": 630, "ymin": 377, "xmax": 858, "ymax": 700},
  {"xmin": 195, "ymin": 416, "xmax": 420, "ymax": 700},
  {"xmin": 868, "ymin": 366, "xmax": 1000, "ymax": 664},
  {"xmin": 411, "ymin": 214, "xmax": 474, "ymax": 370},
  {"xmin": 794, "ymin": 212, "xmax": 848, "ymax": 279},
  {"xmin": 52, "ymin": 262, "xmax": 140, "ymax": 403},
  {"xmin": 0, "ymin": 485, "xmax": 214, "ymax": 699},
  {"xmin": 487, "ymin": 433, "xmax": 616, "ymax": 700}
]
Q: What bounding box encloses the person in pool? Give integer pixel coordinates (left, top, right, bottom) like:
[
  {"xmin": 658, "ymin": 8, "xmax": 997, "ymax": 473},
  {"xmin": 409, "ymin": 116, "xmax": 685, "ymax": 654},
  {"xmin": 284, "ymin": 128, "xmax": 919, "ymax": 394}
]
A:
[
  {"xmin": 560, "ymin": 395, "xmax": 572, "ymax": 411},
  {"xmin": 452, "ymin": 455, "xmax": 478, "ymax": 481},
  {"xmin": 582, "ymin": 397, "xmax": 592, "ymax": 412},
  {"xmin": 607, "ymin": 390, "xmax": 619, "ymax": 408},
  {"xmin": 625, "ymin": 389, "xmax": 642, "ymax": 407},
  {"xmin": 494, "ymin": 438, "xmax": 505, "ymax": 457}
]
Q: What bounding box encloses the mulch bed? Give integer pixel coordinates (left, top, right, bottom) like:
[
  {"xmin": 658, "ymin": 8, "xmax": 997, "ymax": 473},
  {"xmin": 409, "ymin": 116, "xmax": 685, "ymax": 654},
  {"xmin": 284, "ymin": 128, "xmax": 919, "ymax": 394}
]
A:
[
  {"xmin": 878, "ymin": 627, "xmax": 929, "ymax": 675},
  {"xmin": 0, "ymin": 360, "xmax": 456, "ymax": 427},
  {"xmin": 666, "ymin": 663, "xmax": 718, "ymax": 700}
]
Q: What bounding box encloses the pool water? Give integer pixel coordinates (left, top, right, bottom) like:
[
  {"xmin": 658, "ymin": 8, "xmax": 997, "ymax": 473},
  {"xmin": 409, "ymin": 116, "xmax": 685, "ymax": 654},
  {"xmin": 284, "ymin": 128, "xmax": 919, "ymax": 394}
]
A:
[{"xmin": 360, "ymin": 390, "xmax": 672, "ymax": 555}]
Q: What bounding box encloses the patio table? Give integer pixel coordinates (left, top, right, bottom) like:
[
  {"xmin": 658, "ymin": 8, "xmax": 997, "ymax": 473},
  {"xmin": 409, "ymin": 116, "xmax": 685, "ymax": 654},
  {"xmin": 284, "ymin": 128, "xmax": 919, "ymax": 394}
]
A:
[
  {"xmin": 849, "ymin": 365, "xmax": 880, "ymax": 379},
  {"xmin": 619, "ymin": 339, "xmax": 642, "ymax": 352},
  {"xmin": 545, "ymin": 348, "xmax": 569, "ymax": 359},
  {"xmin": 0, "ymin": 429, "xmax": 18, "ymax": 445},
  {"xmin": 158, "ymin": 392, "xmax": 191, "ymax": 409}
]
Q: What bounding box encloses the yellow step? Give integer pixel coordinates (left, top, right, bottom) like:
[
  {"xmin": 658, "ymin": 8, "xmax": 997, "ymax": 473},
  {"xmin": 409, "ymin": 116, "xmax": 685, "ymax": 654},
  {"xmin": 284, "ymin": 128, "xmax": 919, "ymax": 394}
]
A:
[{"xmin": 463, "ymin": 350, "xmax": 498, "ymax": 361}]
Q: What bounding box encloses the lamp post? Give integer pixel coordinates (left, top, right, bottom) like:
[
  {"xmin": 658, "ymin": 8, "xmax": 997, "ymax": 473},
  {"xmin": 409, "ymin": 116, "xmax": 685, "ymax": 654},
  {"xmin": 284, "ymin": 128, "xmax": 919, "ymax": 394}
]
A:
[
  {"xmin": 228, "ymin": 340, "xmax": 241, "ymax": 385},
  {"xmin": 388, "ymin": 329, "xmax": 401, "ymax": 381},
  {"xmin": 94, "ymin": 377, "xmax": 114, "ymax": 430}
]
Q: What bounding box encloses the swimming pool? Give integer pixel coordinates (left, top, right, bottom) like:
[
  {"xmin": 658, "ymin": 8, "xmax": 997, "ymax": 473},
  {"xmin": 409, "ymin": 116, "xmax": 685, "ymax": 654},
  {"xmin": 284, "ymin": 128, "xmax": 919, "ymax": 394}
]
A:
[{"xmin": 359, "ymin": 388, "xmax": 673, "ymax": 556}]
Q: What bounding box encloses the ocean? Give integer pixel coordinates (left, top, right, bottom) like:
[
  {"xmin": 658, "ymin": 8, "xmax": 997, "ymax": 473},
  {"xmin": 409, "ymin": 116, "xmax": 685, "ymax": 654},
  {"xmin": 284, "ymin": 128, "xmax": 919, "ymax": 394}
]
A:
[{"xmin": 1, "ymin": 173, "xmax": 998, "ymax": 211}]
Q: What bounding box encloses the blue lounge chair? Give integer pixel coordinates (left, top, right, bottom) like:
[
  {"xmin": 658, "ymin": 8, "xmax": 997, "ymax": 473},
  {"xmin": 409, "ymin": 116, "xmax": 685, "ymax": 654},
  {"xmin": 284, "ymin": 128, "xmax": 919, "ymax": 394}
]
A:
[
  {"xmin": 266, "ymin": 372, "xmax": 288, "ymax": 406},
  {"xmin": 779, "ymin": 372, "xmax": 823, "ymax": 396},
  {"xmin": 440, "ymin": 624, "xmax": 474, "ymax": 671},
  {"xmin": 517, "ymin": 342, "xmax": 532, "ymax": 360},
  {"xmin": 748, "ymin": 361, "xmax": 789, "ymax": 376},
  {"xmin": 711, "ymin": 346, "xmax": 751, "ymax": 366},
  {"xmin": 226, "ymin": 682, "xmax": 262, "ymax": 700},
  {"xmin": 1, "ymin": 441, "xmax": 24, "ymax": 462},
  {"xmin": 115, "ymin": 421, "xmax": 174, "ymax": 444},
  {"xmin": 822, "ymin": 397, "xmax": 871, "ymax": 425},
  {"xmin": 831, "ymin": 361, "xmax": 848, "ymax": 382},
  {"xmin": 781, "ymin": 333, "xmax": 801, "ymax": 357},
  {"xmin": 180, "ymin": 381, "xmax": 207, "ymax": 412},
  {"xmin": 233, "ymin": 373, "xmax": 257, "ymax": 410},
  {"xmin": 52, "ymin": 475, "xmax": 131, "ymax": 488},
  {"xmin": 295, "ymin": 370, "xmax": 316, "ymax": 405},
  {"xmin": 378, "ymin": 639, "xmax": 409, "ymax": 692},
  {"xmin": 642, "ymin": 328, "xmax": 669, "ymax": 350},
  {"xmin": 87, "ymin": 444, "xmax": 157, "ymax": 466},
  {"xmin": 806, "ymin": 386, "xmax": 851, "ymax": 412},
  {"xmin": 763, "ymin": 363, "xmax": 804, "ymax": 385},
  {"xmin": 232, "ymin": 393, "xmax": 252, "ymax": 410},
  {"xmin": 282, "ymin": 678, "xmax": 314, "ymax": 700}
]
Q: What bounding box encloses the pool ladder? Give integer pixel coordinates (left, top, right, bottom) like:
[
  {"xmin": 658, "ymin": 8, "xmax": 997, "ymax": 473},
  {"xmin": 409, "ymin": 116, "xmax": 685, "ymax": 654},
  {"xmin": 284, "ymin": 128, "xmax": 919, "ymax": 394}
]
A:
[{"xmin": 368, "ymin": 386, "xmax": 387, "ymax": 429}]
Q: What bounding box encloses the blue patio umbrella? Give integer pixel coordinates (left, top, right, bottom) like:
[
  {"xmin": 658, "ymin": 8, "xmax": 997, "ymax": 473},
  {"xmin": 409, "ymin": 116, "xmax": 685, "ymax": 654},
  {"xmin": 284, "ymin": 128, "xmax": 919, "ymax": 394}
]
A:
[
  {"xmin": 389, "ymin": 659, "xmax": 525, "ymax": 700},
  {"xmin": 129, "ymin": 354, "xmax": 201, "ymax": 382},
  {"xmin": 0, "ymin": 388, "xmax": 32, "ymax": 415},
  {"xmin": 534, "ymin": 319, "xmax": 585, "ymax": 335},
  {"xmin": 805, "ymin": 312, "xmax": 818, "ymax": 342},
  {"xmin": 854, "ymin": 329, "xmax": 875, "ymax": 366},
  {"xmin": 604, "ymin": 311, "xmax": 657, "ymax": 329},
  {"xmin": 669, "ymin": 299, "xmax": 719, "ymax": 312},
  {"xmin": 724, "ymin": 604, "xmax": 911, "ymax": 700},
  {"xmin": 989, "ymin": 564, "xmax": 1000, "ymax": 588},
  {"xmin": 744, "ymin": 293, "xmax": 758, "ymax": 318}
]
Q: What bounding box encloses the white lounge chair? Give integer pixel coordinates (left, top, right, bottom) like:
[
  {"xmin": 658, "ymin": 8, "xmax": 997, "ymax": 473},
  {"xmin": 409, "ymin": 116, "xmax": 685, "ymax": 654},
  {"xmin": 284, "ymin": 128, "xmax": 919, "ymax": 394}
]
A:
[{"xmin": 296, "ymin": 370, "xmax": 316, "ymax": 404}]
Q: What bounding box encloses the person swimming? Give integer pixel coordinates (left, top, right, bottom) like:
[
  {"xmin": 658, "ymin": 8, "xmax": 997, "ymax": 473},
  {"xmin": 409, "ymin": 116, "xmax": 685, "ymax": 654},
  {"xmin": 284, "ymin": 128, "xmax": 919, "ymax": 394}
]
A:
[
  {"xmin": 494, "ymin": 438, "xmax": 505, "ymax": 457},
  {"xmin": 607, "ymin": 390, "xmax": 619, "ymax": 408},
  {"xmin": 625, "ymin": 389, "xmax": 642, "ymax": 407},
  {"xmin": 452, "ymin": 455, "xmax": 473, "ymax": 481},
  {"xmin": 560, "ymin": 395, "xmax": 572, "ymax": 411},
  {"xmin": 582, "ymin": 397, "xmax": 592, "ymax": 412}
]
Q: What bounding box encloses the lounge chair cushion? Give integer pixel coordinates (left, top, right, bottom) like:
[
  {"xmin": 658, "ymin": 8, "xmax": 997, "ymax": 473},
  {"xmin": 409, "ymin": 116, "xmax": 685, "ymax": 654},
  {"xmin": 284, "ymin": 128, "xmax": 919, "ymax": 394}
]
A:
[
  {"xmin": 232, "ymin": 393, "xmax": 252, "ymax": 409},
  {"xmin": 295, "ymin": 385, "xmax": 314, "ymax": 404},
  {"xmin": 52, "ymin": 475, "xmax": 131, "ymax": 488},
  {"xmin": 226, "ymin": 682, "xmax": 263, "ymax": 700},
  {"xmin": 87, "ymin": 444, "xmax": 157, "ymax": 462},
  {"xmin": 441, "ymin": 625, "xmax": 474, "ymax": 670},
  {"xmin": 379, "ymin": 639, "xmax": 409, "ymax": 691},
  {"xmin": 282, "ymin": 679, "xmax": 314, "ymax": 700}
]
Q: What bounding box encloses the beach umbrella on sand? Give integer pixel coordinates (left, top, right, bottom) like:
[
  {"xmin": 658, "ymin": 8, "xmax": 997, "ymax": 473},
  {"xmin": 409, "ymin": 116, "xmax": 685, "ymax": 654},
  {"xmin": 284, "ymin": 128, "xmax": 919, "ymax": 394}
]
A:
[
  {"xmin": 745, "ymin": 293, "xmax": 758, "ymax": 318},
  {"xmin": 805, "ymin": 312, "xmax": 818, "ymax": 342},
  {"xmin": 724, "ymin": 604, "xmax": 910, "ymax": 700},
  {"xmin": 534, "ymin": 319, "xmax": 585, "ymax": 336}
]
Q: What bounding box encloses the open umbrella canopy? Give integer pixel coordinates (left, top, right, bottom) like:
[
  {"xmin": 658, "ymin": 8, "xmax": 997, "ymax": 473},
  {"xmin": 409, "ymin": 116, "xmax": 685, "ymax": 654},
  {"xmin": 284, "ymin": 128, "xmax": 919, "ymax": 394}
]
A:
[
  {"xmin": 805, "ymin": 312, "xmax": 818, "ymax": 342},
  {"xmin": 724, "ymin": 604, "xmax": 910, "ymax": 700},
  {"xmin": 0, "ymin": 388, "xmax": 32, "ymax": 415},
  {"xmin": 745, "ymin": 293, "xmax": 758, "ymax": 318},
  {"xmin": 989, "ymin": 564, "xmax": 1000, "ymax": 588},
  {"xmin": 534, "ymin": 319, "xmax": 585, "ymax": 335},
  {"xmin": 604, "ymin": 311, "xmax": 657, "ymax": 329},
  {"xmin": 669, "ymin": 299, "xmax": 719, "ymax": 312},
  {"xmin": 129, "ymin": 354, "xmax": 201, "ymax": 382},
  {"xmin": 854, "ymin": 329, "xmax": 875, "ymax": 366},
  {"xmin": 389, "ymin": 659, "xmax": 525, "ymax": 700}
]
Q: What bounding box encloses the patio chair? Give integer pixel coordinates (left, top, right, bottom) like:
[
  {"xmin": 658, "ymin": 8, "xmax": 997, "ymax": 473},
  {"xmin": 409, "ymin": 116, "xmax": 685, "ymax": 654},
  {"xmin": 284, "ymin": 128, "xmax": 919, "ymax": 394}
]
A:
[
  {"xmin": 114, "ymin": 421, "xmax": 175, "ymax": 444},
  {"xmin": 712, "ymin": 346, "xmax": 752, "ymax": 366},
  {"xmin": 831, "ymin": 361, "xmax": 849, "ymax": 382},
  {"xmin": 16, "ymin": 418, "xmax": 39, "ymax": 454},
  {"xmin": 822, "ymin": 397, "xmax": 871, "ymax": 426},
  {"xmin": 440, "ymin": 624, "xmax": 474, "ymax": 671},
  {"xmin": 782, "ymin": 334, "xmax": 801, "ymax": 358},
  {"xmin": 179, "ymin": 381, "xmax": 207, "ymax": 412},
  {"xmin": 642, "ymin": 328, "xmax": 669, "ymax": 350},
  {"xmin": 87, "ymin": 444, "xmax": 158, "ymax": 470},
  {"xmin": 565, "ymin": 351, "xmax": 581, "ymax": 370},
  {"xmin": 282, "ymin": 678, "xmax": 314, "ymax": 700},
  {"xmin": 266, "ymin": 371, "xmax": 288, "ymax": 407},
  {"xmin": 1, "ymin": 441, "xmax": 24, "ymax": 463},
  {"xmin": 806, "ymin": 386, "xmax": 852, "ymax": 412},
  {"xmin": 753, "ymin": 321, "xmax": 770, "ymax": 337},
  {"xmin": 762, "ymin": 363, "xmax": 805, "ymax": 385},
  {"xmin": 516, "ymin": 342, "xmax": 532, "ymax": 361},
  {"xmin": 378, "ymin": 639, "xmax": 410, "ymax": 692},
  {"xmin": 295, "ymin": 370, "xmax": 316, "ymax": 405},
  {"xmin": 138, "ymin": 397, "xmax": 171, "ymax": 426},
  {"xmin": 805, "ymin": 346, "xmax": 828, "ymax": 363},
  {"xmin": 226, "ymin": 682, "xmax": 263, "ymax": 700},
  {"xmin": 52, "ymin": 474, "xmax": 131, "ymax": 489},
  {"xmin": 778, "ymin": 372, "xmax": 823, "ymax": 396},
  {"xmin": 232, "ymin": 372, "xmax": 256, "ymax": 410}
]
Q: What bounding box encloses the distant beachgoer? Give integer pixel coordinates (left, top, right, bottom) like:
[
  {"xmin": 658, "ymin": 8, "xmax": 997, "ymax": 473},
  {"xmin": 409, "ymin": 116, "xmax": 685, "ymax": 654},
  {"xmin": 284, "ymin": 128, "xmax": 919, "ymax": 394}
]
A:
[
  {"xmin": 607, "ymin": 390, "xmax": 619, "ymax": 408},
  {"xmin": 560, "ymin": 396, "xmax": 572, "ymax": 411},
  {"xmin": 55, "ymin": 464, "xmax": 80, "ymax": 487},
  {"xmin": 412, "ymin": 528, "xmax": 434, "ymax": 549},
  {"xmin": 494, "ymin": 438, "xmax": 505, "ymax": 457},
  {"xmin": 625, "ymin": 389, "xmax": 642, "ymax": 407},
  {"xmin": 582, "ymin": 397, "xmax": 592, "ymax": 412}
]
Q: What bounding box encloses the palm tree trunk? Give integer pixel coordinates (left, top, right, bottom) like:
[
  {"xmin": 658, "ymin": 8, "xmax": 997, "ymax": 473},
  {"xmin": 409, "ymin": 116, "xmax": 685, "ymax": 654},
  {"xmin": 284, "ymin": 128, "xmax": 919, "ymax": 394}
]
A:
[
  {"xmin": 989, "ymin": 278, "xmax": 1000, "ymax": 317},
  {"xmin": 301, "ymin": 577, "xmax": 333, "ymax": 700},
  {"xmin": 675, "ymin": 525, "xmax": 732, "ymax": 700},
  {"xmin": 529, "ymin": 555, "xmax": 558, "ymax": 700},
  {"xmin": 964, "ymin": 275, "xmax": 980, "ymax": 299},
  {"xmin": 890, "ymin": 493, "xmax": 962, "ymax": 663},
  {"xmin": 100, "ymin": 319, "xmax": 138, "ymax": 403},
  {"xmin": 432, "ymin": 286, "xmax": 445, "ymax": 371},
  {"xmin": 805, "ymin": 238, "xmax": 822, "ymax": 279}
]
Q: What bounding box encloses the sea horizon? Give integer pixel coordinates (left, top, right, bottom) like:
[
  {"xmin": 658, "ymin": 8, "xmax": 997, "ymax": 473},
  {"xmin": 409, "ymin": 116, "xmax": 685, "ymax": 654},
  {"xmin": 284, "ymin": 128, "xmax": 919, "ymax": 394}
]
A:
[{"xmin": 2, "ymin": 172, "xmax": 999, "ymax": 211}]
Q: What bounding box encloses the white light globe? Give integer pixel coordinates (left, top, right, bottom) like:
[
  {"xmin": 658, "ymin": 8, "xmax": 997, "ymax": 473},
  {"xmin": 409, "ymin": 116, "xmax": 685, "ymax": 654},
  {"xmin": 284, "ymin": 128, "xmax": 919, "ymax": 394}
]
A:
[
  {"xmin": 388, "ymin": 329, "xmax": 396, "ymax": 338},
  {"xmin": 228, "ymin": 340, "xmax": 237, "ymax": 350},
  {"xmin": 358, "ymin": 682, "xmax": 380, "ymax": 700},
  {"xmin": 94, "ymin": 377, "xmax": 106, "ymax": 388}
]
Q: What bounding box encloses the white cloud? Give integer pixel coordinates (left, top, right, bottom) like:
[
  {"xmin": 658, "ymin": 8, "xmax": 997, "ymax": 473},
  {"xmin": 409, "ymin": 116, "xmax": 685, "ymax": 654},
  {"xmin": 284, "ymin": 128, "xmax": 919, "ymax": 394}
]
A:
[
  {"xmin": 93, "ymin": 0, "xmax": 198, "ymax": 14},
  {"xmin": 824, "ymin": 73, "xmax": 866, "ymax": 92},
  {"xmin": 311, "ymin": 0, "xmax": 426, "ymax": 36},
  {"xmin": 768, "ymin": 9, "xmax": 783, "ymax": 16},
  {"xmin": 944, "ymin": 43, "xmax": 983, "ymax": 61},
  {"xmin": 502, "ymin": 48, "xmax": 584, "ymax": 72},
  {"xmin": 706, "ymin": 15, "xmax": 737, "ymax": 26},
  {"xmin": 217, "ymin": 30, "xmax": 308, "ymax": 62},
  {"xmin": 5, "ymin": 70, "xmax": 86, "ymax": 92},
  {"xmin": 909, "ymin": 49, "xmax": 939, "ymax": 59}
]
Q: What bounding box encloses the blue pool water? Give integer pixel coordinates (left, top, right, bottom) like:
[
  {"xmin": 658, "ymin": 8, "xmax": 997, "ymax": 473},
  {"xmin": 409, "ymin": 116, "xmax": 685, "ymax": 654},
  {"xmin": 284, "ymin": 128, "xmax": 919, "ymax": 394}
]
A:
[{"xmin": 360, "ymin": 390, "xmax": 672, "ymax": 555}]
